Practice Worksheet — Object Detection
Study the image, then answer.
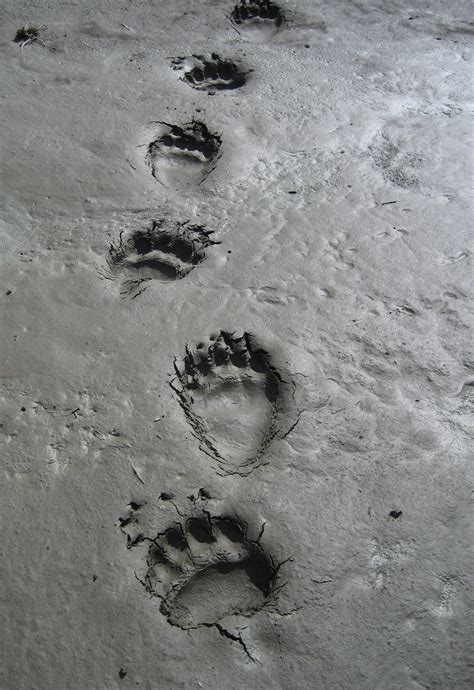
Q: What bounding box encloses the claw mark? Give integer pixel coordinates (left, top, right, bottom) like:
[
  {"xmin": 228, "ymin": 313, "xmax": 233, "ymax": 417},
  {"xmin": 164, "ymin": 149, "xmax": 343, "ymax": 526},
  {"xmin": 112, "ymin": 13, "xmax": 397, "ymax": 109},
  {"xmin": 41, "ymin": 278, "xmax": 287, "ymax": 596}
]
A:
[{"xmin": 214, "ymin": 623, "xmax": 257, "ymax": 662}]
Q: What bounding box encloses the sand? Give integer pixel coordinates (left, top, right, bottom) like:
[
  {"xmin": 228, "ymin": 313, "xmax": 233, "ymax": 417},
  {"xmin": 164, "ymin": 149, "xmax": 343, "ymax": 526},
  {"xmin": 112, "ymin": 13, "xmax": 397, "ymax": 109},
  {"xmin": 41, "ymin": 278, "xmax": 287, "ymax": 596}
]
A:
[{"xmin": 0, "ymin": 0, "xmax": 472, "ymax": 688}]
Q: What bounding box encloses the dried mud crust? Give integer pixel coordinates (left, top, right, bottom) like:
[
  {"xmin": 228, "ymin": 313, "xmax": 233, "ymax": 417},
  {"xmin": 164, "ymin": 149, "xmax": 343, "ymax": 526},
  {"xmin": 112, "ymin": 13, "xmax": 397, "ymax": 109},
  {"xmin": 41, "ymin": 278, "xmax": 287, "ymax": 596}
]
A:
[
  {"xmin": 230, "ymin": 1, "xmax": 284, "ymax": 34},
  {"xmin": 102, "ymin": 220, "xmax": 218, "ymax": 298},
  {"xmin": 171, "ymin": 53, "xmax": 248, "ymax": 92},
  {"xmin": 171, "ymin": 332, "xmax": 293, "ymax": 475},
  {"xmin": 146, "ymin": 121, "xmax": 222, "ymax": 187},
  {"xmin": 141, "ymin": 514, "xmax": 286, "ymax": 629}
]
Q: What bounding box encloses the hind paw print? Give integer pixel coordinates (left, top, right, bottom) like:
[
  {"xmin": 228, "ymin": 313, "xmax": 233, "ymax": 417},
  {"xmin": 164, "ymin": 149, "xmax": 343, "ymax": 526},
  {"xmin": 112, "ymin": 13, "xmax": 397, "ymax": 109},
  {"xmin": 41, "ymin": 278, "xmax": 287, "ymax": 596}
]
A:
[{"xmin": 171, "ymin": 331, "xmax": 288, "ymax": 475}]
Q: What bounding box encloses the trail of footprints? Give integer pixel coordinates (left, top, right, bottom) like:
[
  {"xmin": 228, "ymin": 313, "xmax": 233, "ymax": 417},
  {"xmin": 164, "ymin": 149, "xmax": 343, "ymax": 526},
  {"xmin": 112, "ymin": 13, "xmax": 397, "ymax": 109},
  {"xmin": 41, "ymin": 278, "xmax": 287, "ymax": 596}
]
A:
[
  {"xmin": 17, "ymin": 0, "xmax": 444, "ymax": 666},
  {"xmin": 113, "ymin": 1, "xmax": 289, "ymax": 656},
  {"xmin": 23, "ymin": 0, "xmax": 291, "ymax": 660}
]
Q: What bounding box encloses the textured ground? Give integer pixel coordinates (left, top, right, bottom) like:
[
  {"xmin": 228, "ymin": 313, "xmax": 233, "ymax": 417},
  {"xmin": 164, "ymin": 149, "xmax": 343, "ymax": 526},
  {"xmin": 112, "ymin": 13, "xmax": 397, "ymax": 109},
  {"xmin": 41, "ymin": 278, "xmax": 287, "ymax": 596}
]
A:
[{"xmin": 0, "ymin": 1, "xmax": 472, "ymax": 688}]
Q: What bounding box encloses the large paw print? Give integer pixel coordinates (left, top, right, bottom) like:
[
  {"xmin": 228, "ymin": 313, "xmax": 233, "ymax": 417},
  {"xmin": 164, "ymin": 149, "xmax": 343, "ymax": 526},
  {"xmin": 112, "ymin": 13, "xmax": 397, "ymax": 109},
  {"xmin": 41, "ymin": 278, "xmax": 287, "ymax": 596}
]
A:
[
  {"xmin": 230, "ymin": 0, "xmax": 285, "ymax": 42},
  {"xmin": 171, "ymin": 53, "xmax": 248, "ymax": 92},
  {"xmin": 144, "ymin": 514, "xmax": 280, "ymax": 629},
  {"xmin": 103, "ymin": 220, "xmax": 218, "ymax": 297},
  {"xmin": 146, "ymin": 120, "xmax": 222, "ymax": 188},
  {"xmin": 171, "ymin": 331, "xmax": 287, "ymax": 475}
]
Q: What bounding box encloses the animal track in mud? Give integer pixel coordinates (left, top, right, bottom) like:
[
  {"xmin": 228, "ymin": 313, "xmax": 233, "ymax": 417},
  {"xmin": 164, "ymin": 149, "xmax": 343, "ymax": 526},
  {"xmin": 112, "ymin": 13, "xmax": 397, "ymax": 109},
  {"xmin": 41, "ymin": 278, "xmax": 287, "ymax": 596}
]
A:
[
  {"xmin": 102, "ymin": 220, "xmax": 219, "ymax": 298},
  {"xmin": 146, "ymin": 120, "xmax": 222, "ymax": 188},
  {"xmin": 171, "ymin": 332, "xmax": 292, "ymax": 475},
  {"xmin": 171, "ymin": 53, "xmax": 248, "ymax": 92},
  {"xmin": 140, "ymin": 513, "xmax": 285, "ymax": 631},
  {"xmin": 230, "ymin": 0, "xmax": 285, "ymax": 41}
]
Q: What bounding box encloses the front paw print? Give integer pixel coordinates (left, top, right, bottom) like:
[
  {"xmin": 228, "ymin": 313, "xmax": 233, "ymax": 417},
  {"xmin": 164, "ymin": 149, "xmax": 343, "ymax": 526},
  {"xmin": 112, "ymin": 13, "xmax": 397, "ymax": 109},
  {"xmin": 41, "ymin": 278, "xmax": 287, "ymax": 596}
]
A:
[{"xmin": 144, "ymin": 514, "xmax": 280, "ymax": 629}]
